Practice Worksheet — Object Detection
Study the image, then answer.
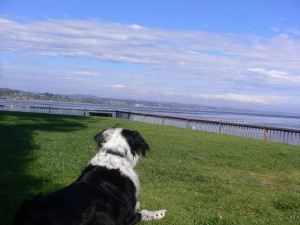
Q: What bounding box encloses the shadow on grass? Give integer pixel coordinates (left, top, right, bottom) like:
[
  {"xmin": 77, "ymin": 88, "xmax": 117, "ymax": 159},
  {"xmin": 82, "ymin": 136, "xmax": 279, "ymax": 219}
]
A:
[{"xmin": 0, "ymin": 112, "xmax": 87, "ymax": 225}]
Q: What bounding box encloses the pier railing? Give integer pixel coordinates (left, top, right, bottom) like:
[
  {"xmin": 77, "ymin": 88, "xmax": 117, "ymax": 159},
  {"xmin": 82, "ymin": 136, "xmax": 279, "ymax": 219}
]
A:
[
  {"xmin": 116, "ymin": 111, "xmax": 300, "ymax": 146},
  {"xmin": 1, "ymin": 105, "xmax": 299, "ymax": 146},
  {"xmin": 0, "ymin": 105, "xmax": 116, "ymax": 117}
]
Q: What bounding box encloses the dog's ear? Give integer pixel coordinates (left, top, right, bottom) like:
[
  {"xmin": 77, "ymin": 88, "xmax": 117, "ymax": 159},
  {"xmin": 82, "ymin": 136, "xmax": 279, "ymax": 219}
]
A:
[
  {"xmin": 94, "ymin": 131, "xmax": 105, "ymax": 147},
  {"xmin": 121, "ymin": 130, "xmax": 149, "ymax": 157}
]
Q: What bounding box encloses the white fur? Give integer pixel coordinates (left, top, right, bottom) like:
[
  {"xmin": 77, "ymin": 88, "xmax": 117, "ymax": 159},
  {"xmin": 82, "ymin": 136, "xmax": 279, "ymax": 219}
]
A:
[
  {"xmin": 90, "ymin": 152, "xmax": 140, "ymax": 195},
  {"xmin": 99, "ymin": 128, "xmax": 140, "ymax": 167},
  {"xmin": 141, "ymin": 209, "xmax": 168, "ymax": 221},
  {"xmin": 90, "ymin": 128, "xmax": 167, "ymax": 221}
]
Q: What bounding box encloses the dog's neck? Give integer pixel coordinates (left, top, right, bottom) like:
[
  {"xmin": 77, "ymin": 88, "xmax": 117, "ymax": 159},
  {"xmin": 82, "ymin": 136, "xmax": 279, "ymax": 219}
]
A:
[
  {"xmin": 100, "ymin": 142, "xmax": 139, "ymax": 168},
  {"xmin": 89, "ymin": 150, "xmax": 140, "ymax": 195},
  {"xmin": 105, "ymin": 149, "xmax": 125, "ymax": 158}
]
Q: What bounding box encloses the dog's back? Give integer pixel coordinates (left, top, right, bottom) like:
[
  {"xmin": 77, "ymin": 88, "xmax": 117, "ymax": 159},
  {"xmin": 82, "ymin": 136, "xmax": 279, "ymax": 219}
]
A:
[
  {"xmin": 13, "ymin": 165, "xmax": 141, "ymax": 225},
  {"xmin": 13, "ymin": 128, "xmax": 167, "ymax": 224}
]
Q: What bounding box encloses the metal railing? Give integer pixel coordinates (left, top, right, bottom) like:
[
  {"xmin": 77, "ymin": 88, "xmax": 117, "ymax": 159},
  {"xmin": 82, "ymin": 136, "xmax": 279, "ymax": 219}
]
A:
[
  {"xmin": 116, "ymin": 111, "xmax": 300, "ymax": 146},
  {"xmin": 0, "ymin": 105, "xmax": 116, "ymax": 117},
  {"xmin": 1, "ymin": 105, "xmax": 299, "ymax": 146}
]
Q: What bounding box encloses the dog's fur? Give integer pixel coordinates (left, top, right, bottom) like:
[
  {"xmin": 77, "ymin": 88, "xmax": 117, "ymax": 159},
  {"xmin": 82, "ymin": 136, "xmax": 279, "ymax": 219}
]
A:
[{"xmin": 13, "ymin": 127, "xmax": 167, "ymax": 225}]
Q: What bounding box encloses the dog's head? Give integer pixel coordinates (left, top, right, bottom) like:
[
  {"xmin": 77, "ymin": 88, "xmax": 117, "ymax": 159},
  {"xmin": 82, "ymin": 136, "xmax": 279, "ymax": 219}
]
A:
[{"xmin": 94, "ymin": 127, "xmax": 149, "ymax": 166}]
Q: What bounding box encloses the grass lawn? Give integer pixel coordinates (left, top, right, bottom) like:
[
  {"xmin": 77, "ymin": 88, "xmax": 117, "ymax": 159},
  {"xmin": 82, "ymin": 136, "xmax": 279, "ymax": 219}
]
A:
[{"xmin": 0, "ymin": 111, "xmax": 299, "ymax": 225}]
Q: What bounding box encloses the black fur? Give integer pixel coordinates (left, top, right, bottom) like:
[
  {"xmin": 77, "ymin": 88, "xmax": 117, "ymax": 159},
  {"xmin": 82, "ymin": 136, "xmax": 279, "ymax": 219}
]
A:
[
  {"xmin": 93, "ymin": 129, "xmax": 149, "ymax": 157},
  {"xmin": 94, "ymin": 130, "xmax": 106, "ymax": 147},
  {"xmin": 13, "ymin": 165, "xmax": 141, "ymax": 225},
  {"xmin": 121, "ymin": 130, "xmax": 149, "ymax": 157},
  {"xmin": 13, "ymin": 128, "xmax": 149, "ymax": 225}
]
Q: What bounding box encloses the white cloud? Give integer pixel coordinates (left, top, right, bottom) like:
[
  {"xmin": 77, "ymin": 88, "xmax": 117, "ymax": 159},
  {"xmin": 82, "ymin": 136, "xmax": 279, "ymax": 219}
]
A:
[
  {"xmin": 271, "ymin": 27, "xmax": 280, "ymax": 33},
  {"xmin": 128, "ymin": 24, "xmax": 143, "ymax": 29},
  {"xmin": 112, "ymin": 84, "xmax": 126, "ymax": 89},
  {"xmin": 67, "ymin": 71, "xmax": 103, "ymax": 77},
  {"xmin": 247, "ymin": 67, "xmax": 288, "ymax": 78},
  {"xmin": 0, "ymin": 18, "xmax": 300, "ymax": 109},
  {"xmin": 218, "ymin": 93, "xmax": 270, "ymax": 104},
  {"xmin": 0, "ymin": 18, "xmax": 299, "ymax": 71},
  {"xmin": 167, "ymin": 92, "xmax": 272, "ymax": 104},
  {"xmin": 286, "ymin": 28, "xmax": 300, "ymax": 37}
]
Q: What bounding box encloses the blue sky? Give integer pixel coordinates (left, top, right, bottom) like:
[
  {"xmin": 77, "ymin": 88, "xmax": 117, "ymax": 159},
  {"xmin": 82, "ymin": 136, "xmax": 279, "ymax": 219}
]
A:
[{"xmin": 0, "ymin": 0, "xmax": 300, "ymax": 112}]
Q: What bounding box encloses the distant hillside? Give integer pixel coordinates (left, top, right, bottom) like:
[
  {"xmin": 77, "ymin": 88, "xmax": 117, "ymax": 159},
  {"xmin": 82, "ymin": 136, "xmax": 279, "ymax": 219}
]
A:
[
  {"xmin": 0, "ymin": 88, "xmax": 184, "ymax": 108},
  {"xmin": 0, "ymin": 88, "xmax": 76, "ymax": 103}
]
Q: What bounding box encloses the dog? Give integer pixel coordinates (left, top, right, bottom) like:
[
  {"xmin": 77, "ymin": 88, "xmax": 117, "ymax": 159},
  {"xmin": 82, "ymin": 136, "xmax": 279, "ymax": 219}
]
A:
[{"xmin": 13, "ymin": 127, "xmax": 167, "ymax": 225}]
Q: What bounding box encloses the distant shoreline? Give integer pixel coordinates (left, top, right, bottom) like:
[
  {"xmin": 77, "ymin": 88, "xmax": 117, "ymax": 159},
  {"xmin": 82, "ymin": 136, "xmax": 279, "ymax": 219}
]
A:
[
  {"xmin": 1, "ymin": 98, "xmax": 300, "ymax": 130},
  {"xmin": 0, "ymin": 87, "xmax": 215, "ymax": 110},
  {"xmin": 1, "ymin": 88, "xmax": 300, "ymax": 118}
]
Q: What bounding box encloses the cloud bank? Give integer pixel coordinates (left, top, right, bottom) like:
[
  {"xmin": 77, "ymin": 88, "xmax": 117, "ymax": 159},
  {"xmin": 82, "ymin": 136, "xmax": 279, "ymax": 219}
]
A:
[{"xmin": 0, "ymin": 18, "xmax": 300, "ymax": 111}]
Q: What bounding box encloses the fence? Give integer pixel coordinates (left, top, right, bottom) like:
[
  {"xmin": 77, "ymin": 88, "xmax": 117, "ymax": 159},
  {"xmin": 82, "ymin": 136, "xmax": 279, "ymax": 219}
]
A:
[
  {"xmin": 0, "ymin": 105, "xmax": 116, "ymax": 117},
  {"xmin": 1, "ymin": 105, "xmax": 299, "ymax": 146},
  {"xmin": 116, "ymin": 111, "xmax": 300, "ymax": 146}
]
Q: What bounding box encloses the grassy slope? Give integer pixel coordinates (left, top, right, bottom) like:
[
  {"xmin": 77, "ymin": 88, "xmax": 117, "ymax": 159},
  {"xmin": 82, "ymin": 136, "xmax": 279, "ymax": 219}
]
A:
[{"xmin": 0, "ymin": 111, "xmax": 299, "ymax": 225}]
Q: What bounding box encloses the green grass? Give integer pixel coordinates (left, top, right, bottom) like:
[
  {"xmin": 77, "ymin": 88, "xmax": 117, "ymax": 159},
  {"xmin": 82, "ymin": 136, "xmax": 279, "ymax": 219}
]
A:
[{"xmin": 0, "ymin": 111, "xmax": 300, "ymax": 225}]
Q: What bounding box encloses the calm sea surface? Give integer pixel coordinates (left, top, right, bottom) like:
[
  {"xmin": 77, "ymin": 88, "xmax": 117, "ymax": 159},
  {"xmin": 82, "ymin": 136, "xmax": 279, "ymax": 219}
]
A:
[{"xmin": 1, "ymin": 99, "xmax": 300, "ymax": 130}]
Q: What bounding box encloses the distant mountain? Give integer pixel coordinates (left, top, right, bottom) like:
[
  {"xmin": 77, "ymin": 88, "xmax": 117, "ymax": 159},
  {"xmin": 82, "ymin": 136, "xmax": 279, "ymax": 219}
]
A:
[
  {"xmin": 0, "ymin": 88, "xmax": 197, "ymax": 109},
  {"xmin": 1, "ymin": 88, "xmax": 298, "ymax": 118},
  {"xmin": 0, "ymin": 88, "xmax": 75, "ymax": 102}
]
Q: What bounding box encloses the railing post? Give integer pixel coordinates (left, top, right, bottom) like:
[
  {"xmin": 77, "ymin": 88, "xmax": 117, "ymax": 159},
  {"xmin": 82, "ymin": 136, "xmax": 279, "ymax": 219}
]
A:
[
  {"xmin": 264, "ymin": 126, "xmax": 268, "ymax": 142},
  {"xmin": 128, "ymin": 111, "xmax": 131, "ymax": 120},
  {"xmin": 187, "ymin": 118, "xmax": 190, "ymax": 129},
  {"xmin": 219, "ymin": 121, "xmax": 222, "ymax": 134}
]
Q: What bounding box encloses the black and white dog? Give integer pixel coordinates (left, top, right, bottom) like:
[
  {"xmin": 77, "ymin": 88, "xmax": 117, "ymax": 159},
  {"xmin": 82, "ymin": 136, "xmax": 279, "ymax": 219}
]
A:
[{"xmin": 13, "ymin": 127, "xmax": 167, "ymax": 225}]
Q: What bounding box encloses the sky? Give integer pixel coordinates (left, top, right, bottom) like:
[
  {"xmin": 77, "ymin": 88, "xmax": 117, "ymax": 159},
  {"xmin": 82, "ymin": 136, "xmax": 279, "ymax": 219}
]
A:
[{"xmin": 0, "ymin": 0, "xmax": 300, "ymax": 113}]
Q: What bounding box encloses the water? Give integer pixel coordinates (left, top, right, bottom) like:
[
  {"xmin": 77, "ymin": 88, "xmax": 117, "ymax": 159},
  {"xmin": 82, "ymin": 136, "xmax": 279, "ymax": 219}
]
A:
[{"xmin": 1, "ymin": 99, "xmax": 300, "ymax": 130}]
